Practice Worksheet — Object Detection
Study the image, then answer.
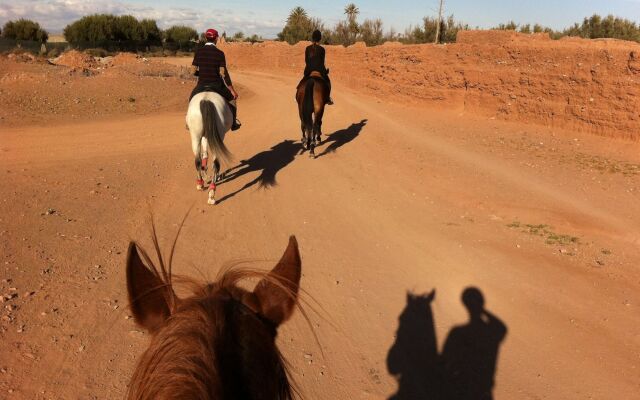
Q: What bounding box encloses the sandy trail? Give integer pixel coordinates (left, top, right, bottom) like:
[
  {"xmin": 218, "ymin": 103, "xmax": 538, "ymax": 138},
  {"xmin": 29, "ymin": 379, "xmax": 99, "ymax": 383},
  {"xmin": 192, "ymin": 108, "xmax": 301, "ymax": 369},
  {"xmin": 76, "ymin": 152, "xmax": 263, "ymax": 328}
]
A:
[{"xmin": 1, "ymin": 69, "xmax": 639, "ymax": 399}]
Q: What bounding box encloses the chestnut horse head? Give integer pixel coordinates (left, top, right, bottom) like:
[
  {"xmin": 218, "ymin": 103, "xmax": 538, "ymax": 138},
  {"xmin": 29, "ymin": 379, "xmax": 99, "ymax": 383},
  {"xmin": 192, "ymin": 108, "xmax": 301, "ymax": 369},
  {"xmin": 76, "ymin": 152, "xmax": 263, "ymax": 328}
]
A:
[{"xmin": 126, "ymin": 235, "xmax": 302, "ymax": 400}]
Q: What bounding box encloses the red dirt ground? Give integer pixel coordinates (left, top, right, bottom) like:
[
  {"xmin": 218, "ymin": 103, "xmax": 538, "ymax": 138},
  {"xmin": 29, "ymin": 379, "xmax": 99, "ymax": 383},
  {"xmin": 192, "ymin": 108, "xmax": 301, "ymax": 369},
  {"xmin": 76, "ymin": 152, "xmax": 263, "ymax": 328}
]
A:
[{"xmin": 1, "ymin": 33, "xmax": 639, "ymax": 399}]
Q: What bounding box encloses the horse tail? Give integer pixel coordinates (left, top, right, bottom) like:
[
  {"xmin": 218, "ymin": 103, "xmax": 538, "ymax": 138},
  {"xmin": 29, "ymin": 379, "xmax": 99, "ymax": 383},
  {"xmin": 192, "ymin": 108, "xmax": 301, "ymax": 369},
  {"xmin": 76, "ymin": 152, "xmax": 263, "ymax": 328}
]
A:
[
  {"xmin": 200, "ymin": 99, "xmax": 231, "ymax": 165},
  {"xmin": 302, "ymin": 78, "xmax": 315, "ymax": 133}
]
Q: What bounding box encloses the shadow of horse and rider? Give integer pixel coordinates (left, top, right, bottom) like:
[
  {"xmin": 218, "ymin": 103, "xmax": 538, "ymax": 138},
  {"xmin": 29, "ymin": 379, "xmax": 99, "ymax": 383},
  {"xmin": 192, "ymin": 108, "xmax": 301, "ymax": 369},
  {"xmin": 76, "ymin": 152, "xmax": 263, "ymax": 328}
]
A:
[
  {"xmin": 387, "ymin": 287, "xmax": 508, "ymax": 400},
  {"xmin": 215, "ymin": 119, "xmax": 367, "ymax": 204}
]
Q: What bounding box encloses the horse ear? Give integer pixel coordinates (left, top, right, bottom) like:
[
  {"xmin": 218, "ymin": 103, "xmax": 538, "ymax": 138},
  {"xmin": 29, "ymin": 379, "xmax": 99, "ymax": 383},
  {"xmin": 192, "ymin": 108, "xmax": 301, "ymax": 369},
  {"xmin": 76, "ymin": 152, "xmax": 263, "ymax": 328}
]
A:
[
  {"xmin": 126, "ymin": 242, "xmax": 173, "ymax": 334},
  {"xmin": 254, "ymin": 236, "xmax": 301, "ymax": 327}
]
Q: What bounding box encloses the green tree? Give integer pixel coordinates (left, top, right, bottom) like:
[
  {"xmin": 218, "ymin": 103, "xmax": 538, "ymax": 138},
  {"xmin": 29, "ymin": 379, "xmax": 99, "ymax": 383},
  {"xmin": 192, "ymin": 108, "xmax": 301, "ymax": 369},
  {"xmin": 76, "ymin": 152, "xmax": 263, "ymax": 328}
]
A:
[
  {"xmin": 401, "ymin": 15, "xmax": 466, "ymax": 44},
  {"xmin": 519, "ymin": 24, "xmax": 531, "ymax": 34},
  {"xmin": 114, "ymin": 15, "xmax": 142, "ymax": 41},
  {"xmin": 565, "ymin": 14, "xmax": 640, "ymax": 42},
  {"xmin": 140, "ymin": 19, "xmax": 162, "ymax": 42},
  {"xmin": 344, "ymin": 3, "xmax": 360, "ymax": 44},
  {"xmin": 2, "ymin": 19, "xmax": 48, "ymax": 42},
  {"xmin": 247, "ymin": 34, "xmax": 263, "ymax": 43},
  {"xmin": 63, "ymin": 14, "xmax": 162, "ymax": 45},
  {"xmin": 495, "ymin": 21, "xmax": 518, "ymax": 30},
  {"xmin": 359, "ymin": 18, "xmax": 384, "ymax": 46},
  {"xmin": 164, "ymin": 25, "xmax": 198, "ymax": 43},
  {"xmin": 278, "ymin": 7, "xmax": 323, "ymax": 44}
]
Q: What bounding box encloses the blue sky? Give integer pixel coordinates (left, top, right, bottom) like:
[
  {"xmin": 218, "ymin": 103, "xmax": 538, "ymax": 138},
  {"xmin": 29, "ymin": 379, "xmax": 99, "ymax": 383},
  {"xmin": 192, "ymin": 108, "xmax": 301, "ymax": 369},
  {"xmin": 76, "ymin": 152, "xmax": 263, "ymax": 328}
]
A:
[{"xmin": 1, "ymin": 0, "xmax": 639, "ymax": 37}]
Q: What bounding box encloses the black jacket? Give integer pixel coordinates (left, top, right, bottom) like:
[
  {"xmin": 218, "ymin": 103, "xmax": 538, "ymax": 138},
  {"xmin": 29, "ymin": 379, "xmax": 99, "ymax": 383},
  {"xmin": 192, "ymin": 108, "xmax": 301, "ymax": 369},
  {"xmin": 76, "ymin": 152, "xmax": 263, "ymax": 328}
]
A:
[{"xmin": 304, "ymin": 44, "xmax": 328, "ymax": 76}]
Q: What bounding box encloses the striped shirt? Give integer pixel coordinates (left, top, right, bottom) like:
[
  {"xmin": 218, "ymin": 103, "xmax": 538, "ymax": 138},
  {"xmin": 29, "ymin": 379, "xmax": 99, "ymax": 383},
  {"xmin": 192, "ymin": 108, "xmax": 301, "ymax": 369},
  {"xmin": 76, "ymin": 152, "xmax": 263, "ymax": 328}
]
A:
[{"xmin": 192, "ymin": 43, "xmax": 233, "ymax": 86}]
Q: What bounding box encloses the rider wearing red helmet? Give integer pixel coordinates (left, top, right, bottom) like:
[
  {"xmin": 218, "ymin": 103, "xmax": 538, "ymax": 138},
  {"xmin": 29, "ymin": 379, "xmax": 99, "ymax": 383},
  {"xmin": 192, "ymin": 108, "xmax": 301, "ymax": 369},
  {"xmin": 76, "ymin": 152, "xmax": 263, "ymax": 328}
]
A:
[{"xmin": 191, "ymin": 28, "xmax": 241, "ymax": 130}]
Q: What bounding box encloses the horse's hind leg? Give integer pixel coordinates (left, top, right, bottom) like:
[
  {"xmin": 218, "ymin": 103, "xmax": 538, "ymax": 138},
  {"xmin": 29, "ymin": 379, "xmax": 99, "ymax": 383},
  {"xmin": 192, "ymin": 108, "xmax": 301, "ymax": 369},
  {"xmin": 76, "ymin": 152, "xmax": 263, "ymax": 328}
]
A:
[
  {"xmin": 194, "ymin": 156, "xmax": 205, "ymax": 190},
  {"xmin": 314, "ymin": 104, "xmax": 325, "ymax": 145},
  {"xmin": 207, "ymin": 179, "xmax": 217, "ymax": 205},
  {"xmin": 307, "ymin": 128, "xmax": 315, "ymax": 158},
  {"xmin": 200, "ymin": 136, "xmax": 209, "ymax": 176},
  {"xmin": 213, "ymin": 158, "xmax": 223, "ymax": 183},
  {"xmin": 301, "ymin": 121, "xmax": 308, "ymax": 150},
  {"xmin": 191, "ymin": 133, "xmax": 205, "ymax": 190}
]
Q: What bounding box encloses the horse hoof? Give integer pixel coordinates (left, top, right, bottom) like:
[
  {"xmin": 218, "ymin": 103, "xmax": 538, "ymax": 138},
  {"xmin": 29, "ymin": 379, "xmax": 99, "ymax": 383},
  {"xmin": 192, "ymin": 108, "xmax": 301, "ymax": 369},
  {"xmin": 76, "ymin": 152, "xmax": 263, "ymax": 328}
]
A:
[
  {"xmin": 197, "ymin": 184, "xmax": 204, "ymax": 191},
  {"xmin": 208, "ymin": 190, "xmax": 216, "ymax": 205}
]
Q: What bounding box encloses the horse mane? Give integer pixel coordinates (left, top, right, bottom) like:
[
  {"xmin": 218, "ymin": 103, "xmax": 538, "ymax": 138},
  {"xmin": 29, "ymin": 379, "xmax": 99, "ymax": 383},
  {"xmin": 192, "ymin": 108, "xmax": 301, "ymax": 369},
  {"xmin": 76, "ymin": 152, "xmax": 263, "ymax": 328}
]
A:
[{"xmin": 126, "ymin": 219, "xmax": 310, "ymax": 400}]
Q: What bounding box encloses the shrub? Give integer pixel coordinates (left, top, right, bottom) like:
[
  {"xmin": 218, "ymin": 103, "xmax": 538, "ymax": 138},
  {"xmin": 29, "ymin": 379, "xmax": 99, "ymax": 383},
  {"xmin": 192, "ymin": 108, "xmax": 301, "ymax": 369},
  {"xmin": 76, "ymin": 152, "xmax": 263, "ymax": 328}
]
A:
[
  {"xmin": 64, "ymin": 14, "xmax": 162, "ymax": 45},
  {"xmin": 2, "ymin": 19, "xmax": 48, "ymax": 42},
  {"xmin": 164, "ymin": 25, "xmax": 198, "ymax": 43},
  {"xmin": 402, "ymin": 15, "xmax": 468, "ymax": 44},
  {"xmin": 564, "ymin": 14, "xmax": 640, "ymax": 42},
  {"xmin": 359, "ymin": 19, "xmax": 384, "ymax": 46}
]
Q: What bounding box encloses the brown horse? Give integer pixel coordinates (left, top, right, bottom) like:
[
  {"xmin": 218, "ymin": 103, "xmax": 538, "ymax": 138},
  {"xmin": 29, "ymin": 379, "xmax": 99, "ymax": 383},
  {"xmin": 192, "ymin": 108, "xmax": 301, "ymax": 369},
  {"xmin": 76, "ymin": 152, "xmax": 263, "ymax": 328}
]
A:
[
  {"xmin": 125, "ymin": 234, "xmax": 302, "ymax": 400},
  {"xmin": 296, "ymin": 71, "xmax": 329, "ymax": 157}
]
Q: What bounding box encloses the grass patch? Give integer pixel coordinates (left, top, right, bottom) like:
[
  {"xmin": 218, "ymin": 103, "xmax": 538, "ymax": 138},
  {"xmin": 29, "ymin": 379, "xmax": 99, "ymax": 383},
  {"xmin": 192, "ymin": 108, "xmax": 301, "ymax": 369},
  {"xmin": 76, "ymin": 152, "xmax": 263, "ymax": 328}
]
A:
[
  {"xmin": 575, "ymin": 153, "xmax": 640, "ymax": 177},
  {"xmin": 507, "ymin": 221, "xmax": 580, "ymax": 246}
]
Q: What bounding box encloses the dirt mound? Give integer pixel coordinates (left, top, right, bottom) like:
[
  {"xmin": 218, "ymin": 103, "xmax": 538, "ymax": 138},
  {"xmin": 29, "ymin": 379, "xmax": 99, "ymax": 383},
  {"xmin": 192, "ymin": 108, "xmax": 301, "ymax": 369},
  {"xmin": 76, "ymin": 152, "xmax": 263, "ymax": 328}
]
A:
[
  {"xmin": 4, "ymin": 52, "xmax": 38, "ymax": 63},
  {"xmin": 0, "ymin": 54, "xmax": 195, "ymax": 126},
  {"xmin": 112, "ymin": 52, "xmax": 142, "ymax": 66},
  {"xmin": 51, "ymin": 50, "xmax": 98, "ymax": 69}
]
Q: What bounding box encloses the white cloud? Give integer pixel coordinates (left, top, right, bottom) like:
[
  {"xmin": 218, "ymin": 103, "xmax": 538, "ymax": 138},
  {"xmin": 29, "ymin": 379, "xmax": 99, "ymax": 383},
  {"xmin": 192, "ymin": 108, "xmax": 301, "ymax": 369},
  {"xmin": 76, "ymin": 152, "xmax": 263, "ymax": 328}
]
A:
[{"xmin": 0, "ymin": 0, "xmax": 284, "ymax": 37}]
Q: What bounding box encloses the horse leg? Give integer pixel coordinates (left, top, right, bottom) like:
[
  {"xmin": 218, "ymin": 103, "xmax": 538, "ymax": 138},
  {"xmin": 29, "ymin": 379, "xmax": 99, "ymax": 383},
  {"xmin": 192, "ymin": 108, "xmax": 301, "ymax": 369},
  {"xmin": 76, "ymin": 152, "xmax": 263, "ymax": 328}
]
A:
[
  {"xmin": 207, "ymin": 180, "xmax": 217, "ymax": 205},
  {"xmin": 191, "ymin": 132, "xmax": 205, "ymax": 190},
  {"xmin": 301, "ymin": 121, "xmax": 308, "ymax": 150},
  {"xmin": 314, "ymin": 113, "xmax": 324, "ymax": 144},
  {"xmin": 314, "ymin": 91, "xmax": 325, "ymax": 143},
  {"xmin": 213, "ymin": 158, "xmax": 223, "ymax": 183},
  {"xmin": 200, "ymin": 136, "xmax": 209, "ymax": 172},
  {"xmin": 307, "ymin": 126, "xmax": 315, "ymax": 158}
]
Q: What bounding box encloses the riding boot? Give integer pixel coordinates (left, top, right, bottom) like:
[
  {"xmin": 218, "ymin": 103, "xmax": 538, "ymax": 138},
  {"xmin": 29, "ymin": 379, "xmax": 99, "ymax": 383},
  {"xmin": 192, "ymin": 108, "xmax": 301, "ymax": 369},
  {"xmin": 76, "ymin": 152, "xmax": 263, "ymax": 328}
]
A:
[
  {"xmin": 229, "ymin": 102, "xmax": 241, "ymax": 131},
  {"xmin": 324, "ymin": 75, "xmax": 333, "ymax": 105}
]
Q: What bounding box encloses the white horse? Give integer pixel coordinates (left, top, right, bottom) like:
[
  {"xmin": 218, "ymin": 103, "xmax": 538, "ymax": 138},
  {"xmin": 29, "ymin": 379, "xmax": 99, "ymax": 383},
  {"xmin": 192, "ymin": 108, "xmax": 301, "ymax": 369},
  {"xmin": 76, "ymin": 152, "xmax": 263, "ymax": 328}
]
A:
[{"xmin": 186, "ymin": 92, "xmax": 233, "ymax": 205}]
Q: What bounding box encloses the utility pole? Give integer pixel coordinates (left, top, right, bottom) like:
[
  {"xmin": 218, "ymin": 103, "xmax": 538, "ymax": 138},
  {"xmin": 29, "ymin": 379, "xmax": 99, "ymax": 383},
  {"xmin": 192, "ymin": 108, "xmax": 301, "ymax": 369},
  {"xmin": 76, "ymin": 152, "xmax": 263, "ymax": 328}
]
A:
[{"xmin": 434, "ymin": 0, "xmax": 444, "ymax": 44}]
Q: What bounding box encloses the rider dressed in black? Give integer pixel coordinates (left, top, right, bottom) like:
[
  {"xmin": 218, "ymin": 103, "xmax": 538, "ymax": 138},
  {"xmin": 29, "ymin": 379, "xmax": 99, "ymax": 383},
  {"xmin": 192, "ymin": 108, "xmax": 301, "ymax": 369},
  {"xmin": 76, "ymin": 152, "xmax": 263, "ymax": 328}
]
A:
[
  {"xmin": 190, "ymin": 28, "xmax": 241, "ymax": 130},
  {"xmin": 300, "ymin": 30, "xmax": 333, "ymax": 105}
]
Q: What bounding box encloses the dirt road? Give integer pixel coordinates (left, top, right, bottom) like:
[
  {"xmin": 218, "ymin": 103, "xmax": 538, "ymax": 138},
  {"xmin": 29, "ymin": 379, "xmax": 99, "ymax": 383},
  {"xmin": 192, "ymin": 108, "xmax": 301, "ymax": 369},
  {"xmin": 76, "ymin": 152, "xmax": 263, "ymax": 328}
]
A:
[{"xmin": 1, "ymin": 68, "xmax": 639, "ymax": 399}]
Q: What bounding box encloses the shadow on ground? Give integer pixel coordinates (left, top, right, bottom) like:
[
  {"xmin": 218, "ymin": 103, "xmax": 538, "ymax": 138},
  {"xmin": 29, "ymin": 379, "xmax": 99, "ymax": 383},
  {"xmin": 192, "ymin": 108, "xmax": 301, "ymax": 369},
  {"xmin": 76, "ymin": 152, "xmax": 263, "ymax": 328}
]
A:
[
  {"xmin": 315, "ymin": 119, "xmax": 368, "ymax": 158},
  {"xmin": 216, "ymin": 139, "xmax": 301, "ymax": 203},
  {"xmin": 215, "ymin": 120, "xmax": 368, "ymax": 203},
  {"xmin": 387, "ymin": 287, "xmax": 507, "ymax": 400}
]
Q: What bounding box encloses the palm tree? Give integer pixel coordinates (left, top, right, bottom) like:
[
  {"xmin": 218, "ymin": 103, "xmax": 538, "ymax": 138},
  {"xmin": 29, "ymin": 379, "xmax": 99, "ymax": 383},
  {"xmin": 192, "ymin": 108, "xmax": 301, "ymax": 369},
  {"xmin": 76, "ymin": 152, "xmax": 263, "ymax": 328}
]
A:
[
  {"xmin": 344, "ymin": 3, "xmax": 359, "ymax": 22},
  {"xmin": 288, "ymin": 6, "xmax": 308, "ymax": 24},
  {"xmin": 344, "ymin": 3, "xmax": 360, "ymax": 44}
]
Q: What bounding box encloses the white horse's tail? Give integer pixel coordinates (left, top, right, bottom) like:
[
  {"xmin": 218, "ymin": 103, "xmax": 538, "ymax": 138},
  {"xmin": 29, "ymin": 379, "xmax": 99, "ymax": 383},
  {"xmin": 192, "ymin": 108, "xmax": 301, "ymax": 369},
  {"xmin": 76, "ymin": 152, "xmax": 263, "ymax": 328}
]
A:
[{"xmin": 200, "ymin": 100, "xmax": 231, "ymax": 165}]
